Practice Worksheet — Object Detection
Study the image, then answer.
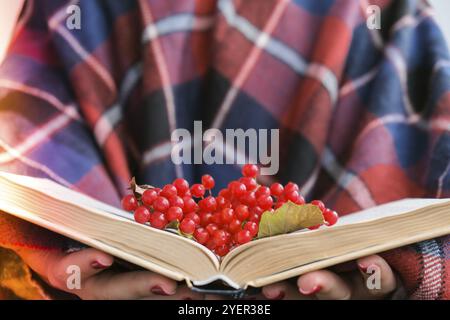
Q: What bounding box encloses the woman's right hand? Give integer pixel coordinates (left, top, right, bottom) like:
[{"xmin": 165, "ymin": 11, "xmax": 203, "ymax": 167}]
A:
[{"xmin": 15, "ymin": 247, "xmax": 202, "ymax": 300}]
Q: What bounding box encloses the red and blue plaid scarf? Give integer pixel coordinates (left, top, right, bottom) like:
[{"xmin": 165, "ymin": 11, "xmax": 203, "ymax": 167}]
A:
[{"xmin": 0, "ymin": 0, "xmax": 449, "ymax": 299}]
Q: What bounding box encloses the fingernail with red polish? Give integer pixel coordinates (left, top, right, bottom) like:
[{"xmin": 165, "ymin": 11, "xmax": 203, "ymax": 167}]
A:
[
  {"xmin": 91, "ymin": 261, "xmax": 110, "ymax": 269},
  {"xmin": 151, "ymin": 285, "xmax": 172, "ymax": 296},
  {"xmin": 272, "ymin": 291, "xmax": 285, "ymax": 300},
  {"xmin": 358, "ymin": 263, "xmax": 368, "ymax": 273},
  {"xmin": 300, "ymin": 285, "xmax": 322, "ymax": 296}
]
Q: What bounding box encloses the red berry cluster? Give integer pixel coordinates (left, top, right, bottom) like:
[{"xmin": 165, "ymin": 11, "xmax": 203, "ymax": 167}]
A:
[{"xmin": 121, "ymin": 164, "xmax": 339, "ymax": 257}]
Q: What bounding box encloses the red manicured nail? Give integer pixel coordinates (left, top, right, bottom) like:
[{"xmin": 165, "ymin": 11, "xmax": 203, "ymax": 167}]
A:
[
  {"xmin": 151, "ymin": 285, "xmax": 171, "ymax": 296},
  {"xmin": 358, "ymin": 263, "xmax": 368, "ymax": 273},
  {"xmin": 91, "ymin": 261, "xmax": 110, "ymax": 269},
  {"xmin": 272, "ymin": 291, "xmax": 285, "ymax": 300},
  {"xmin": 300, "ymin": 285, "xmax": 322, "ymax": 296}
]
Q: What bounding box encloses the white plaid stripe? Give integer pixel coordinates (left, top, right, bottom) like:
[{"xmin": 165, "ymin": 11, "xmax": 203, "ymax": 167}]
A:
[
  {"xmin": 0, "ymin": 137, "xmax": 74, "ymax": 188},
  {"xmin": 322, "ymin": 147, "xmax": 376, "ymax": 208},
  {"xmin": 0, "ymin": 79, "xmax": 81, "ymax": 121},
  {"xmin": 0, "ymin": 113, "xmax": 73, "ymax": 163},
  {"xmin": 217, "ymin": 0, "xmax": 338, "ymax": 110},
  {"xmin": 94, "ymin": 62, "xmax": 143, "ymax": 145},
  {"xmin": 48, "ymin": 0, "xmax": 117, "ymax": 94},
  {"xmin": 212, "ymin": 0, "xmax": 290, "ymax": 129},
  {"xmin": 436, "ymin": 162, "xmax": 450, "ymax": 198},
  {"xmin": 140, "ymin": 0, "xmax": 183, "ymax": 177},
  {"xmin": 142, "ymin": 13, "xmax": 214, "ymax": 43}
]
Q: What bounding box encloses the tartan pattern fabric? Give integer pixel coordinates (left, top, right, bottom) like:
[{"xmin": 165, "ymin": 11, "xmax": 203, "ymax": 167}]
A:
[{"xmin": 0, "ymin": 0, "xmax": 449, "ymax": 299}]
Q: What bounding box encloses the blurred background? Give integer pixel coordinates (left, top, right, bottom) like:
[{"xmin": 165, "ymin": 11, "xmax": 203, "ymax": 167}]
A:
[{"xmin": 0, "ymin": 0, "xmax": 450, "ymax": 63}]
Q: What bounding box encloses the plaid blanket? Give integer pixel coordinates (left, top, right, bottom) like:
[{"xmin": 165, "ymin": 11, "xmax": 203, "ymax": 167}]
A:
[{"xmin": 0, "ymin": 0, "xmax": 449, "ymax": 299}]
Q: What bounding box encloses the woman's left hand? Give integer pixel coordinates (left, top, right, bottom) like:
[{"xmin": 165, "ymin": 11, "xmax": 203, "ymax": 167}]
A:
[{"xmin": 261, "ymin": 255, "xmax": 398, "ymax": 300}]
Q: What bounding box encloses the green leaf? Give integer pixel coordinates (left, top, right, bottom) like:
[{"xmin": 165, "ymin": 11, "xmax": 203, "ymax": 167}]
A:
[{"xmin": 257, "ymin": 201, "xmax": 324, "ymax": 238}]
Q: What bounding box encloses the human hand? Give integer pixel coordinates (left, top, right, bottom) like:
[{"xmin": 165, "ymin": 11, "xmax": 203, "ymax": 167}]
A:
[
  {"xmin": 16, "ymin": 247, "xmax": 203, "ymax": 300},
  {"xmin": 261, "ymin": 255, "xmax": 397, "ymax": 300}
]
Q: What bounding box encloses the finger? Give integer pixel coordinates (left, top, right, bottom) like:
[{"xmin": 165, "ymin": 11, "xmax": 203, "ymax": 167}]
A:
[
  {"xmin": 298, "ymin": 270, "xmax": 352, "ymax": 300},
  {"xmin": 47, "ymin": 248, "xmax": 113, "ymax": 290},
  {"xmin": 262, "ymin": 281, "xmax": 312, "ymax": 300},
  {"xmin": 80, "ymin": 271, "xmax": 177, "ymax": 300},
  {"xmin": 354, "ymin": 255, "xmax": 396, "ymax": 298},
  {"xmin": 142, "ymin": 285, "xmax": 204, "ymax": 300}
]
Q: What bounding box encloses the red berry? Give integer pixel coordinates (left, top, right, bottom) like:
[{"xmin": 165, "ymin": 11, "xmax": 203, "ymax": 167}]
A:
[
  {"xmin": 270, "ymin": 183, "xmax": 284, "ymax": 197},
  {"xmin": 183, "ymin": 196, "xmax": 198, "ymax": 213},
  {"xmin": 235, "ymin": 204, "xmax": 250, "ymax": 221},
  {"xmin": 160, "ymin": 184, "xmax": 178, "ymax": 198},
  {"xmin": 220, "ymin": 208, "xmax": 234, "ymax": 224},
  {"xmin": 285, "ymin": 190, "xmax": 300, "ymax": 203},
  {"xmin": 239, "ymin": 177, "xmax": 257, "ymax": 191},
  {"xmin": 274, "ymin": 201, "xmax": 286, "ymax": 209},
  {"xmin": 194, "ymin": 228, "xmax": 210, "ymax": 244},
  {"xmin": 169, "ymin": 195, "xmax": 184, "ymax": 209},
  {"xmin": 308, "ymin": 224, "xmax": 321, "ymax": 230},
  {"xmin": 295, "ymin": 195, "xmax": 306, "ymax": 205},
  {"xmin": 257, "ymin": 195, "xmax": 273, "ymax": 210},
  {"xmin": 215, "ymin": 244, "xmax": 230, "ymax": 257},
  {"xmin": 228, "ymin": 218, "xmax": 242, "ymax": 233},
  {"xmin": 153, "ymin": 196, "xmax": 170, "ymax": 212},
  {"xmin": 122, "ymin": 194, "xmax": 138, "ymax": 211},
  {"xmin": 213, "ymin": 229, "xmax": 228, "ymax": 246},
  {"xmin": 285, "ymin": 182, "xmax": 299, "ymax": 193},
  {"xmin": 251, "ymin": 206, "xmax": 264, "ymax": 216},
  {"xmin": 173, "ymin": 178, "xmax": 189, "ymax": 195},
  {"xmin": 206, "ymin": 239, "xmax": 217, "ymax": 250},
  {"xmin": 199, "ymin": 196, "xmax": 217, "ymax": 212},
  {"xmin": 201, "ymin": 174, "xmax": 215, "ymax": 190},
  {"xmin": 244, "ymin": 221, "xmax": 259, "ymax": 237},
  {"xmin": 311, "ymin": 200, "xmax": 325, "ymax": 211},
  {"xmin": 185, "ymin": 212, "xmax": 200, "ymax": 225},
  {"xmin": 248, "ymin": 212, "xmax": 261, "ymax": 223},
  {"xmin": 216, "ymin": 196, "xmax": 231, "ymax": 209},
  {"xmin": 166, "ymin": 206, "xmax": 183, "ymax": 222},
  {"xmin": 150, "ymin": 211, "xmax": 167, "ymax": 229},
  {"xmin": 180, "ymin": 218, "xmax": 196, "ymax": 234},
  {"xmin": 324, "ymin": 209, "xmax": 339, "ymax": 226},
  {"xmin": 230, "ymin": 182, "xmax": 247, "ymax": 197},
  {"xmin": 141, "ymin": 189, "xmax": 157, "ymax": 206},
  {"xmin": 206, "ymin": 223, "xmax": 219, "ymax": 236},
  {"xmin": 218, "ymin": 189, "xmax": 231, "ymax": 199},
  {"xmin": 241, "ymin": 191, "xmax": 257, "ymax": 207},
  {"xmin": 211, "ymin": 212, "xmax": 222, "ymax": 224},
  {"xmin": 242, "ymin": 164, "xmax": 259, "ymax": 178},
  {"xmin": 236, "ymin": 229, "xmax": 252, "ymax": 244},
  {"xmin": 200, "ymin": 212, "xmax": 213, "ymax": 226},
  {"xmin": 191, "ymin": 184, "xmax": 206, "ymax": 198},
  {"xmin": 255, "ymin": 186, "xmax": 271, "ymax": 198},
  {"xmin": 134, "ymin": 206, "xmax": 151, "ymax": 224}
]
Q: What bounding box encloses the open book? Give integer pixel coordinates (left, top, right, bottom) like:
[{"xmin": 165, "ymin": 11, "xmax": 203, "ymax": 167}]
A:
[{"xmin": 1, "ymin": 172, "xmax": 450, "ymax": 296}]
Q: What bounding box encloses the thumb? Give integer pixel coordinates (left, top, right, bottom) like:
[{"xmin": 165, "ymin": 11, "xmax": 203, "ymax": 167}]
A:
[{"xmin": 47, "ymin": 248, "xmax": 114, "ymax": 291}]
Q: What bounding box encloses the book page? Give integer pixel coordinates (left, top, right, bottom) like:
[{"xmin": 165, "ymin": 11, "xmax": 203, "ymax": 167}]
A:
[
  {"xmin": 221, "ymin": 199, "xmax": 450, "ymax": 288},
  {"xmin": 337, "ymin": 198, "xmax": 450, "ymax": 225},
  {"xmin": 0, "ymin": 173, "xmax": 221, "ymax": 284}
]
